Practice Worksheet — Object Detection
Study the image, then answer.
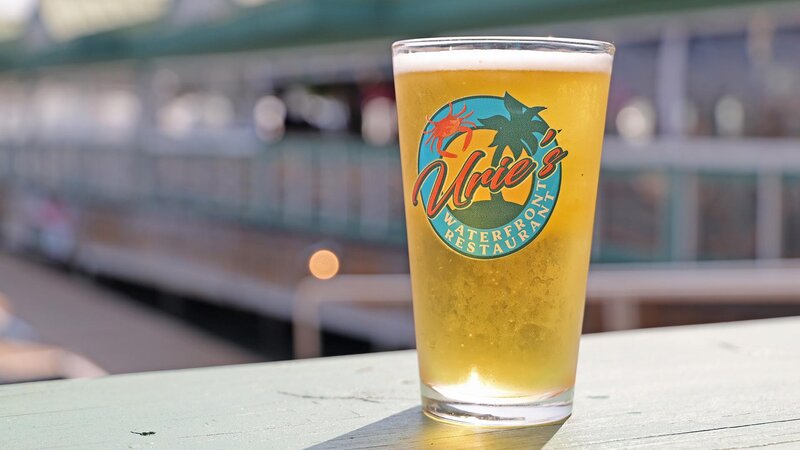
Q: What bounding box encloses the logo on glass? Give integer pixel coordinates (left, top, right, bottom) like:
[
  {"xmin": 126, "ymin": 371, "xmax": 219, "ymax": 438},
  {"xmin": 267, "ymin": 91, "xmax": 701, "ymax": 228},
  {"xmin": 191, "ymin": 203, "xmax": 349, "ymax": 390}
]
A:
[{"xmin": 412, "ymin": 93, "xmax": 568, "ymax": 259}]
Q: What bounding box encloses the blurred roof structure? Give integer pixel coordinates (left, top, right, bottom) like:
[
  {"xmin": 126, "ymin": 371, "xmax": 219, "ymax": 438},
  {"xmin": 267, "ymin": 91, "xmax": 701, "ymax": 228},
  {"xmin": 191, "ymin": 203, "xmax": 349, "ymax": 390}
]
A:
[
  {"xmin": 38, "ymin": 0, "xmax": 169, "ymax": 42},
  {"xmin": 0, "ymin": 0, "xmax": 33, "ymax": 39},
  {"xmin": 0, "ymin": 0, "xmax": 794, "ymax": 71}
]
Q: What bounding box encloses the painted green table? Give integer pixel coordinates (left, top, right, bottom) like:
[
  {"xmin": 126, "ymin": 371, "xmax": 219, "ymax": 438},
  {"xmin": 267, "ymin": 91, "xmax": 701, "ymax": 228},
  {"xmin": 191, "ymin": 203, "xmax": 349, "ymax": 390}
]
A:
[{"xmin": 3, "ymin": 317, "xmax": 799, "ymax": 449}]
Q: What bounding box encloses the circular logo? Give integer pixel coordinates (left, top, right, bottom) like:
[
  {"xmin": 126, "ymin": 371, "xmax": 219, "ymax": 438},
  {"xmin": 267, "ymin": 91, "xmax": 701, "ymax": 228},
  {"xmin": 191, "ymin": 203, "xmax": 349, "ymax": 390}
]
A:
[{"xmin": 411, "ymin": 92, "xmax": 567, "ymax": 259}]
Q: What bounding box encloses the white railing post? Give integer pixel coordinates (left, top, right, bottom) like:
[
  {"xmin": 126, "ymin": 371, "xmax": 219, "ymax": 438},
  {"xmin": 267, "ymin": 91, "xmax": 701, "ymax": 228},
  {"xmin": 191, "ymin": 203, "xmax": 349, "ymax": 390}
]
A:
[{"xmin": 756, "ymin": 171, "xmax": 783, "ymax": 260}]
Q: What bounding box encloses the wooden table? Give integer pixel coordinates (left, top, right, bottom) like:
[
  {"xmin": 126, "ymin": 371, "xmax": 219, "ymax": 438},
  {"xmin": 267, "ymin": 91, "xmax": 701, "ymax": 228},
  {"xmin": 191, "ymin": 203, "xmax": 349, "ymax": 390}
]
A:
[{"xmin": 3, "ymin": 317, "xmax": 799, "ymax": 449}]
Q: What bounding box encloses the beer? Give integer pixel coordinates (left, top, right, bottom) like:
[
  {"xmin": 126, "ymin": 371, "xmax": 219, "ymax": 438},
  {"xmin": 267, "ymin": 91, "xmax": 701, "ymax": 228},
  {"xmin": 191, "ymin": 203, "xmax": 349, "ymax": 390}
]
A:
[{"xmin": 392, "ymin": 38, "xmax": 613, "ymax": 426}]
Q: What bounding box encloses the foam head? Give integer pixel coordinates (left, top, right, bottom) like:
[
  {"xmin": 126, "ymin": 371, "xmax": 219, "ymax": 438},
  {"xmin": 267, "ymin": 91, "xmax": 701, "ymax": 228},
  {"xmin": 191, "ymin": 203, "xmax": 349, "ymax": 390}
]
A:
[{"xmin": 393, "ymin": 49, "xmax": 613, "ymax": 75}]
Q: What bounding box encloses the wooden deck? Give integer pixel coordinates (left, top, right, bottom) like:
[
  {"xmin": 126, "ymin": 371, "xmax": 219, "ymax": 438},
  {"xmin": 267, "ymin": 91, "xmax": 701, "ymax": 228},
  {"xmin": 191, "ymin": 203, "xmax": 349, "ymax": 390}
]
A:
[
  {"xmin": 2, "ymin": 317, "xmax": 798, "ymax": 448},
  {"xmin": 0, "ymin": 253, "xmax": 261, "ymax": 375}
]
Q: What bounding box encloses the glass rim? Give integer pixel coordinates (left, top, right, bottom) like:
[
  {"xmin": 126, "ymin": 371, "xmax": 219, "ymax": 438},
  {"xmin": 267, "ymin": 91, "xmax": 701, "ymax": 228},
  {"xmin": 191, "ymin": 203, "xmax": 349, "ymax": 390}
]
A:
[{"xmin": 392, "ymin": 36, "xmax": 615, "ymax": 55}]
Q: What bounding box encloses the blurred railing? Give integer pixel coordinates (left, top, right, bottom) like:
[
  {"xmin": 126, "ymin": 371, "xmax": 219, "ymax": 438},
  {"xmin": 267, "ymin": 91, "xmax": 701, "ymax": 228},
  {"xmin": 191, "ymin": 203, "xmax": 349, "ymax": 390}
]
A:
[
  {"xmin": 598, "ymin": 138, "xmax": 800, "ymax": 262},
  {"xmin": 1, "ymin": 135, "xmax": 799, "ymax": 262},
  {"xmin": 0, "ymin": 135, "xmax": 405, "ymax": 245},
  {"xmin": 292, "ymin": 260, "xmax": 800, "ymax": 358}
]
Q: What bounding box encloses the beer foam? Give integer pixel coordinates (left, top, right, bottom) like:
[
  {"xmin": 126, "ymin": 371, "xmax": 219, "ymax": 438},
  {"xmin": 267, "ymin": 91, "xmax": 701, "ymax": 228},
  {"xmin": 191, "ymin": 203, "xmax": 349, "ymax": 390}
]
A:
[{"xmin": 393, "ymin": 49, "xmax": 613, "ymax": 75}]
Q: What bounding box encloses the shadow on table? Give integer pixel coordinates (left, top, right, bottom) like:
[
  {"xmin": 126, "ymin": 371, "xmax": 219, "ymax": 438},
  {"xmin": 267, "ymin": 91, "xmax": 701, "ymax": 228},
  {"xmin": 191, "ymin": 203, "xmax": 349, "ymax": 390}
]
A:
[{"xmin": 309, "ymin": 407, "xmax": 564, "ymax": 449}]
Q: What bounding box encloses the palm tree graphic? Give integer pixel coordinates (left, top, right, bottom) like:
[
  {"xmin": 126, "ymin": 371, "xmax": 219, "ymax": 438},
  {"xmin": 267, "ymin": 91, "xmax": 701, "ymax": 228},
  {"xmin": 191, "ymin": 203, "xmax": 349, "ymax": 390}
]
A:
[
  {"xmin": 479, "ymin": 92, "xmax": 549, "ymax": 202},
  {"xmin": 449, "ymin": 93, "xmax": 550, "ymax": 229}
]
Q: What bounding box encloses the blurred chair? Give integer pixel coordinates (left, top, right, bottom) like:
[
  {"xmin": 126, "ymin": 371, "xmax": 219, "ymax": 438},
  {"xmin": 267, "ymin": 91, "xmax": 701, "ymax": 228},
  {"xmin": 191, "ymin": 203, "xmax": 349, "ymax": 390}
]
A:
[
  {"xmin": 0, "ymin": 340, "xmax": 107, "ymax": 384},
  {"xmin": 0, "ymin": 291, "xmax": 107, "ymax": 384},
  {"xmin": 0, "ymin": 291, "xmax": 36, "ymax": 342}
]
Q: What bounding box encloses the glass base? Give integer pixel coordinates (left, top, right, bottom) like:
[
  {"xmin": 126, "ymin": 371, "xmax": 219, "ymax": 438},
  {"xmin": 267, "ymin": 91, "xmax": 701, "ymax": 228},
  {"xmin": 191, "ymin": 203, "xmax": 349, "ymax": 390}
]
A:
[{"xmin": 421, "ymin": 384, "xmax": 573, "ymax": 427}]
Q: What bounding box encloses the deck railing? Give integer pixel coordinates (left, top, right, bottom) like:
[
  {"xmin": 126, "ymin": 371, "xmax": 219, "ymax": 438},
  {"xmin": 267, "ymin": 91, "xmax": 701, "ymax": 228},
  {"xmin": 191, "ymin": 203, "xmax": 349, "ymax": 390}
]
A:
[{"xmin": 1, "ymin": 135, "xmax": 799, "ymax": 262}]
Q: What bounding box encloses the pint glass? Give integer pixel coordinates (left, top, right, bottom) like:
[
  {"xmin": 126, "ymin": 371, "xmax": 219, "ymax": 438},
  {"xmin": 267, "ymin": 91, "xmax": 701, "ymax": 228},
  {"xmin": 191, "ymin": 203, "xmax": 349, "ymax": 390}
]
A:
[{"xmin": 392, "ymin": 37, "xmax": 614, "ymax": 426}]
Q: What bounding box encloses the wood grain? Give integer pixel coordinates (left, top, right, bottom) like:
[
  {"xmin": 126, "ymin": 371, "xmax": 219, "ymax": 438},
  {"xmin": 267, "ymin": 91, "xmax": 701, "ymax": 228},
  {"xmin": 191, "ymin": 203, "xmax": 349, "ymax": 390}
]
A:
[{"xmin": 1, "ymin": 317, "xmax": 799, "ymax": 449}]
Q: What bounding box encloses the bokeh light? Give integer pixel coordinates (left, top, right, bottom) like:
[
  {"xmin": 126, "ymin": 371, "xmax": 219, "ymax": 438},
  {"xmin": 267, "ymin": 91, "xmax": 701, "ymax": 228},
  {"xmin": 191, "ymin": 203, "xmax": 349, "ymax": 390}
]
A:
[
  {"xmin": 308, "ymin": 249, "xmax": 340, "ymax": 280},
  {"xmin": 616, "ymin": 96, "xmax": 656, "ymax": 142},
  {"xmin": 714, "ymin": 95, "xmax": 745, "ymax": 137},
  {"xmin": 253, "ymin": 94, "xmax": 287, "ymax": 142},
  {"xmin": 361, "ymin": 97, "xmax": 397, "ymax": 146}
]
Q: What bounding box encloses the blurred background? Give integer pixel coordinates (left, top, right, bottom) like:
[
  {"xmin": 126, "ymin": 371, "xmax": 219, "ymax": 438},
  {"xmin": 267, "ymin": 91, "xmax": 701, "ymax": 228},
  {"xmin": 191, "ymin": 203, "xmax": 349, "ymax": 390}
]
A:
[{"xmin": 1, "ymin": 0, "xmax": 800, "ymax": 383}]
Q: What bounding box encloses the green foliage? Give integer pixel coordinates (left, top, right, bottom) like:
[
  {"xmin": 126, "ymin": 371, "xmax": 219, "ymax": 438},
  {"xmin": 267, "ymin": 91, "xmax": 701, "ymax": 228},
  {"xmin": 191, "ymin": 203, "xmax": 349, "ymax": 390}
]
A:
[{"xmin": 479, "ymin": 92, "xmax": 549, "ymax": 162}]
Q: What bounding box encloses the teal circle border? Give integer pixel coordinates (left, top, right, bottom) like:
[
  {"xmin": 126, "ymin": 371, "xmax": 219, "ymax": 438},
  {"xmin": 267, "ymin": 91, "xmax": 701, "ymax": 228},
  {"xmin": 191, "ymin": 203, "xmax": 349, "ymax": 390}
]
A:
[{"xmin": 415, "ymin": 95, "xmax": 563, "ymax": 259}]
